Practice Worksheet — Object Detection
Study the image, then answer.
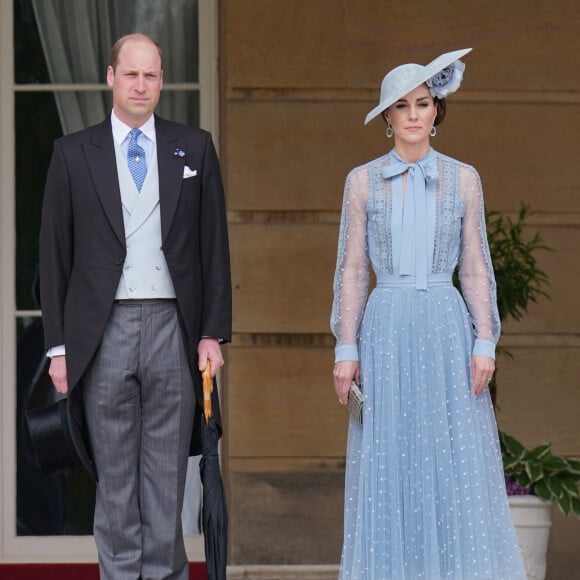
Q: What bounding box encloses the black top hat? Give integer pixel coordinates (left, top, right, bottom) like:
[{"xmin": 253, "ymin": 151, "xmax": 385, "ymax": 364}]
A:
[{"xmin": 26, "ymin": 398, "xmax": 91, "ymax": 476}]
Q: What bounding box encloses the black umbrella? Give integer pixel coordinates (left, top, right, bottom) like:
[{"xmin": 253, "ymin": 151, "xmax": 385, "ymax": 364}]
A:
[{"xmin": 200, "ymin": 363, "xmax": 228, "ymax": 580}]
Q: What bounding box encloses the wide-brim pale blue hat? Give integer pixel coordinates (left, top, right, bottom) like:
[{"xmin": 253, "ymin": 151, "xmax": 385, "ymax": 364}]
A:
[{"xmin": 364, "ymin": 48, "xmax": 472, "ymax": 125}]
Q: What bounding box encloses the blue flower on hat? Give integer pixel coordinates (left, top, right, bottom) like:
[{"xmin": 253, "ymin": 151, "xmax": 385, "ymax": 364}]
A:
[
  {"xmin": 174, "ymin": 148, "xmax": 185, "ymax": 158},
  {"xmin": 427, "ymin": 60, "xmax": 466, "ymax": 99}
]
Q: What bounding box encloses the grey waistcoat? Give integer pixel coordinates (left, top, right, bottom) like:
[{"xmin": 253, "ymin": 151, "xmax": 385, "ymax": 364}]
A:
[{"xmin": 113, "ymin": 140, "xmax": 176, "ymax": 300}]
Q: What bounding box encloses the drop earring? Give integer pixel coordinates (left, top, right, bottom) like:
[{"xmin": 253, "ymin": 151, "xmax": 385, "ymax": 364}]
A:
[
  {"xmin": 430, "ymin": 126, "xmax": 437, "ymax": 137},
  {"xmin": 386, "ymin": 123, "xmax": 394, "ymax": 139}
]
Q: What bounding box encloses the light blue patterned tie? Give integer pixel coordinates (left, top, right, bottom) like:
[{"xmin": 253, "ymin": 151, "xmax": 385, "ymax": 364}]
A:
[
  {"xmin": 382, "ymin": 152, "xmax": 438, "ymax": 290},
  {"xmin": 127, "ymin": 128, "xmax": 147, "ymax": 191}
]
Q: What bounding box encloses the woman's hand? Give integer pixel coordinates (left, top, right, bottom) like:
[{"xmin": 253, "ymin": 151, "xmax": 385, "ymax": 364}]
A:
[
  {"xmin": 471, "ymin": 355, "xmax": 495, "ymax": 396},
  {"xmin": 333, "ymin": 360, "xmax": 360, "ymax": 405}
]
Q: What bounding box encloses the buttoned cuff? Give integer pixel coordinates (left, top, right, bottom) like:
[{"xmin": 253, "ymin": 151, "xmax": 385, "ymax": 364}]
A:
[
  {"xmin": 472, "ymin": 339, "xmax": 496, "ymax": 360},
  {"xmin": 335, "ymin": 344, "xmax": 359, "ymax": 363}
]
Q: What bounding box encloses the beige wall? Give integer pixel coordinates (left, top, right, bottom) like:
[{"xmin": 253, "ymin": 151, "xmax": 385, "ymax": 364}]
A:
[{"xmin": 220, "ymin": 0, "xmax": 580, "ymax": 574}]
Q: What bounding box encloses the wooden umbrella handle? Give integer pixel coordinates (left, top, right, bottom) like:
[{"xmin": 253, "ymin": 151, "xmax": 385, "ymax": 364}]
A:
[{"xmin": 202, "ymin": 361, "xmax": 213, "ymax": 425}]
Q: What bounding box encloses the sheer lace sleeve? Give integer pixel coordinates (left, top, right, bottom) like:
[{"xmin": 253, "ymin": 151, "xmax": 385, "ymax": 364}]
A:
[
  {"xmin": 457, "ymin": 166, "xmax": 500, "ymax": 359},
  {"xmin": 330, "ymin": 167, "xmax": 370, "ymax": 362}
]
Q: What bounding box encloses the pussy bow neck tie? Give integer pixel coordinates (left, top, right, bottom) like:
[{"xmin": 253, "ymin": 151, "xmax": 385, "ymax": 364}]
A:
[{"xmin": 381, "ymin": 151, "xmax": 438, "ymax": 290}]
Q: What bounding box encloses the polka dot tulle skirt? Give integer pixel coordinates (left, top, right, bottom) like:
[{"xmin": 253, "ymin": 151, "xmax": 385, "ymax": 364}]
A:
[{"xmin": 339, "ymin": 286, "xmax": 526, "ymax": 579}]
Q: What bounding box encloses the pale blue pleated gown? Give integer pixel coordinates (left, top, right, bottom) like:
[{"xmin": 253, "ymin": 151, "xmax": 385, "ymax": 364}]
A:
[{"xmin": 331, "ymin": 148, "xmax": 526, "ymax": 579}]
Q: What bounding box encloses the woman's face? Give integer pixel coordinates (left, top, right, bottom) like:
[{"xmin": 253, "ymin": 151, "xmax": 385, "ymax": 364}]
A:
[{"xmin": 384, "ymin": 84, "xmax": 437, "ymax": 147}]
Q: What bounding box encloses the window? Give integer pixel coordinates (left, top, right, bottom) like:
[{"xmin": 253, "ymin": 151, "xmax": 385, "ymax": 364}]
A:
[{"xmin": 1, "ymin": 0, "xmax": 217, "ymax": 562}]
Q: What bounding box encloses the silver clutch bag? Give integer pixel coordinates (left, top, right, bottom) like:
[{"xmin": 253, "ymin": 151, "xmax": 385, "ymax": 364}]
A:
[{"xmin": 347, "ymin": 381, "xmax": 363, "ymax": 424}]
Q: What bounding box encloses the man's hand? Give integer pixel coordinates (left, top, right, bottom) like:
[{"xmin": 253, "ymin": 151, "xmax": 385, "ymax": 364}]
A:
[
  {"xmin": 198, "ymin": 338, "xmax": 224, "ymax": 377},
  {"xmin": 49, "ymin": 355, "xmax": 69, "ymax": 394}
]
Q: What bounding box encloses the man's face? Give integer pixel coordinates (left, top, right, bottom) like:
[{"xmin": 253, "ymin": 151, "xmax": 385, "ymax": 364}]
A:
[{"xmin": 107, "ymin": 38, "xmax": 163, "ymax": 127}]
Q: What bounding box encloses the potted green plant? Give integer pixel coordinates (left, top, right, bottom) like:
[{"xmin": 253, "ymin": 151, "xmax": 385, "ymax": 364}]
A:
[
  {"xmin": 499, "ymin": 430, "xmax": 580, "ymax": 580},
  {"xmin": 484, "ymin": 204, "xmax": 580, "ymax": 579},
  {"xmin": 500, "ymin": 431, "xmax": 580, "ymax": 517},
  {"xmin": 485, "ymin": 203, "xmax": 551, "ymax": 405}
]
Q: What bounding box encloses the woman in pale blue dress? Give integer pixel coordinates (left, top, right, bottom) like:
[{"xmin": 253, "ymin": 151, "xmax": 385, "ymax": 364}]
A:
[{"xmin": 331, "ymin": 49, "xmax": 526, "ymax": 579}]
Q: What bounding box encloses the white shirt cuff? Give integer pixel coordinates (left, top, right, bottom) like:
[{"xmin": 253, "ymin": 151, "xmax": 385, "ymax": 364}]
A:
[{"xmin": 46, "ymin": 345, "xmax": 66, "ymax": 358}]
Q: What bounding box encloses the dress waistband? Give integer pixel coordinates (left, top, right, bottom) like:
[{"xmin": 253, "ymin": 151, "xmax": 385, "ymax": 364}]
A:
[{"xmin": 376, "ymin": 273, "xmax": 452, "ymax": 288}]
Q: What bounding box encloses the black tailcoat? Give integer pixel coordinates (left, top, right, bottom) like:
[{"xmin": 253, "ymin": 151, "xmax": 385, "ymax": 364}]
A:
[{"xmin": 39, "ymin": 116, "xmax": 232, "ymax": 478}]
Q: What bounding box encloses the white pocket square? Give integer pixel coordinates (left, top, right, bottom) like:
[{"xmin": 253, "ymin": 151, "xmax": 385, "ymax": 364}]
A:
[{"xmin": 183, "ymin": 166, "xmax": 197, "ymax": 179}]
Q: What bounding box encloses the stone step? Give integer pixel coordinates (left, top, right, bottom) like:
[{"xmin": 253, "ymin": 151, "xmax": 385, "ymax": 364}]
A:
[{"xmin": 227, "ymin": 564, "xmax": 339, "ymax": 579}]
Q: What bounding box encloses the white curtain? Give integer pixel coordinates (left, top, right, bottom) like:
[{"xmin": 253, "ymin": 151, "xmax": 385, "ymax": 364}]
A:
[
  {"xmin": 32, "ymin": 0, "xmax": 198, "ymax": 134},
  {"xmin": 31, "ymin": 0, "xmax": 202, "ymax": 534}
]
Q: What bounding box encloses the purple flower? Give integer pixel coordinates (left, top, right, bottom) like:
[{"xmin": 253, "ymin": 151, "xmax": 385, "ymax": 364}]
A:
[
  {"xmin": 505, "ymin": 475, "xmax": 532, "ymax": 496},
  {"xmin": 174, "ymin": 148, "xmax": 185, "ymax": 158}
]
